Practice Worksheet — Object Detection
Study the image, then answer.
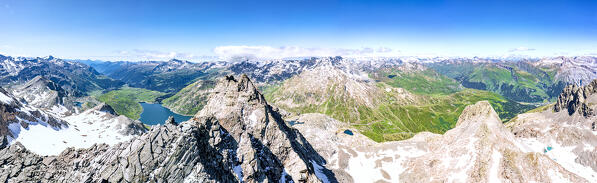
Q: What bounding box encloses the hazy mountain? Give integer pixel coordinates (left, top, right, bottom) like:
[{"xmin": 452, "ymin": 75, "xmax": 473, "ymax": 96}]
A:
[
  {"xmin": 99, "ymin": 59, "xmax": 222, "ymax": 93},
  {"xmin": 0, "ymin": 55, "xmax": 124, "ymax": 97}
]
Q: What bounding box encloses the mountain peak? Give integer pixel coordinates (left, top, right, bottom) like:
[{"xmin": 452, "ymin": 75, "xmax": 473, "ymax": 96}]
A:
[
  {"xmin": 197, "ymin": 74, "xmax": 266, "ymax": 128},
  {"xmin": 193, "ymin": 74, "xmax": 333, "ymax": 182},
  {"xmin": 455, "ymin": 100, "xmax": 500, "ymax": 127},
  {"xmin": 92, "ymin": 103, "xmax": 118, "ymax": 115}
]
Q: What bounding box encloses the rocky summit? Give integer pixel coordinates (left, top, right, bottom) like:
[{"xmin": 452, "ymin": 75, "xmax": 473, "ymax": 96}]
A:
[
  {"xmin": 0, "ymin": 75, "xmax": 334, "ymax": 182},
  {"xmin": 554, "ymin": 79, "xmax": 597, "ymax": 116}
]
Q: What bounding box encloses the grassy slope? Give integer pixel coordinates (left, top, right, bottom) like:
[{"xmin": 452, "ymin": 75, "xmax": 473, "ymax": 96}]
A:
[
  {"xmin": 97, "ymin": 86, "xmax": 165, "ymax": 119},
  {"xmin": 265, "ymin": 83, "xmax": 533, "ymax": 142},
  {"xmin": 162, "ymin": 80, "xmax": 215, "ymax": 115},
  {"xmin": 428, "ymin": 62, "xmax": 559, "ymax": 103},
  {"xmin": 373, "ymin": 69, "xmax": 462, "ymax": 95}
]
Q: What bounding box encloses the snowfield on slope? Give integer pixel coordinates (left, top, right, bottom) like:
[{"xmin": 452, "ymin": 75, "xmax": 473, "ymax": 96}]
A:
[{"xmin": 13, "ymin": 109, "xmax": 143, "ymax": 155}]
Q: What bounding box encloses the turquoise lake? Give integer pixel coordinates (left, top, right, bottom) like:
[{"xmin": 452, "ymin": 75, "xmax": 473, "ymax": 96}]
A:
[{"xmin": 139, "ymin": 102, "xmax": 192, "ymax": 125}]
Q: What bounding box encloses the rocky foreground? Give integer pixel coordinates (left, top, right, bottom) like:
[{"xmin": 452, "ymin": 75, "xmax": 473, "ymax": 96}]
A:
[{"xmin": 0, "ymin": 75, "xmax": 334, "ymax": 182}]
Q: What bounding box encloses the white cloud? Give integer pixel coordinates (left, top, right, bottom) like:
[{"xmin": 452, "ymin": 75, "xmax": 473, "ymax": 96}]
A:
[
  {"xmin": 509, "ymin": 47, "xmax": 536, "ymax": 52},
  {"xmin": 116, "ymin": 49, "xmax": 197, "ymax": 61},
  {"xmin": 213, "ymin": 46, "xmax": 401, "ymax": 59}
]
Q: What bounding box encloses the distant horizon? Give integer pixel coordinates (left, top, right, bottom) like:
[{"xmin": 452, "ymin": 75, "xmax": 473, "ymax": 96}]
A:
[
  {"xmin": 2, "ymin": 52, "xmax": 596, "ymax": 63},
  {"xmin": 1, "ymin": 0, "xmax": 596, "ymax": 61}
]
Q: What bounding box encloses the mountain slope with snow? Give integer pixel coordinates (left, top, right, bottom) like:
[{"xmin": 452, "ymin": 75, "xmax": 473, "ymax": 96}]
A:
[
  {"xmin": 12, "ymin": 103, "xmax": 147, "ymax": 155},
  {"xmin": 292, "ymin": 101, "xmax": 588, "ymax": 182},
  {"xmin": 0, "ymin": 88, "xmax": 68, "ymax": 149},
  {"xmin": 507, "ymin": 79, "xmax": 597, "ymax": 182}
]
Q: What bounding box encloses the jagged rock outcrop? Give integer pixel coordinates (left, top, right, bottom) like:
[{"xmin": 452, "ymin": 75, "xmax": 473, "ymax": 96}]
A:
[
  {"xmin": 0, "ymin": 75, "xmax": 334, "ymax": 182},
  {"xmin": 197, "ymin": 74, "xmax": 333, "ymax": 182},
  {"xmin": 554, "ymin": 79, "xmax": 597, "ymax": 116},
  {"xmin": 166, "ymin": 116, "xmax": 176, "ymax": 124}
]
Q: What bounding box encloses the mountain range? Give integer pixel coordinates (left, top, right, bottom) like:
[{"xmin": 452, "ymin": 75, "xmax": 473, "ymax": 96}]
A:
[{"xmin": 0, "ymin": 53, "xmax": 596, "ymax": 182}]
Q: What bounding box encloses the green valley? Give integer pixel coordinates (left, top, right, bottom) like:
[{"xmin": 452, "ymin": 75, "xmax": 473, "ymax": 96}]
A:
[
  {"xmin": 97, "ymin": 86, "xmax": 165, "ymax": 119},
  {"xmin": 263, "ymin": 65, "xmax": 534, "ymax": 142},
  {"xmin": 427, "ymin": 61, "xmax": 566, "ymax": 103}
]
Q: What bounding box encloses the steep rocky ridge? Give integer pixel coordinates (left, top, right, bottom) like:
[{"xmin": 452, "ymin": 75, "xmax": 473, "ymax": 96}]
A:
[
  {"xmin": 400, "ymin": 101, "xmax": 585, "ymax": 182},
  {"xmin": 0, "ymin": 75, "xmax": 335, "ymax": 182}
]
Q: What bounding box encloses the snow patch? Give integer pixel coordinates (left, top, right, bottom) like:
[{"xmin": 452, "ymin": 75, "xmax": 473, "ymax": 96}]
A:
[
  {"xmin": 0, "ymin": 92, "xmax": 14, "ymax": 104},
  {"xmin": 519, "ymin": 138, "xmax": 597, "ymax": 182},
  {"xmin": 488, "ymin": 150, "xmax": 502, "ymax": 183},
  {"xmin": 13, "ymin": 110, "xmax": 138, "ymax": 155},
  {"xmin": 345, "ymin": 145, "xmax": 426, "ymax": 182}
]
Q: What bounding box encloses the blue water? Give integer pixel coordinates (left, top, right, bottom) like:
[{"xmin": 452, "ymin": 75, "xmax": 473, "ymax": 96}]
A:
[
  {"xmin": 288, "ymin": 120, "xmax": 304, "ymax": 126},
  {"xmin": 544, "ymin": 146, "xmax": 553, "ymax": 153},
  {"xmin": 343, "ymin": 129, "xmax": 354, "ymax": 136},
  {"xmin": 139, "ymin": 102, "xmax": 192, "ymax": 125}
]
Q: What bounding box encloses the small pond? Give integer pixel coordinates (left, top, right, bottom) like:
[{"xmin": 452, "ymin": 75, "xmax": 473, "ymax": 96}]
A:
[
  {"xmin": 139, "ymin": 102, "xmax": 192, "ymax": 125},
  {"xmin": 343, "ymin": 129, "xmax": 354, "ymax": 136}
]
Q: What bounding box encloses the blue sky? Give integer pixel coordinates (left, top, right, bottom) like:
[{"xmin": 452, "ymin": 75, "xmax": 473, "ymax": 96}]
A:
[{"xmin": 0, "ymin": 0, "xmax": 596, "ymax": 60}]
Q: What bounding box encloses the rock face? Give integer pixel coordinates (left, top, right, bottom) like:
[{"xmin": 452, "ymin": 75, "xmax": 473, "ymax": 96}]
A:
[
  {"xmin": 0, "ymin": 75, "xmax": 334, "ymax": 182},
  {"xmin": 0, "ymin": 87, "xmax": 68, "ymax": 149},
  {"xmin": 10, "ymin": 76, "xmax": 69, "ymax": 111},
  {"xmin": 554, "ymin": 79, "xmax": 597, "ymax": 116},
  {"xmin": 196, "ymin": 74, "xmax": 333, "ymax": 182}
]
